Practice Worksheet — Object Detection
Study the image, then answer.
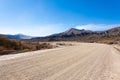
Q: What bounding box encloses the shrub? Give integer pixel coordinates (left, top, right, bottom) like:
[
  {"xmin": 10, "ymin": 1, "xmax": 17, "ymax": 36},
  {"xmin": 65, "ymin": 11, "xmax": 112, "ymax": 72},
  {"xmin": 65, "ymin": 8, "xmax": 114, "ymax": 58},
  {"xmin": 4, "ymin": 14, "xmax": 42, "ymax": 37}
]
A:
[{"xmin": 36, "ymin": 43, "xmax": 53, "ymax": 50}]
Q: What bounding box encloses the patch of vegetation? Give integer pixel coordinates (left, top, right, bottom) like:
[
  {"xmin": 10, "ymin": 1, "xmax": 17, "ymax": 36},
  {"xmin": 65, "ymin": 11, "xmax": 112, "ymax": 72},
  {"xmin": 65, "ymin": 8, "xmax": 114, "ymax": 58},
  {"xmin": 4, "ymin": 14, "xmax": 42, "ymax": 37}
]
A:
[
  {"xmin": 56, "ymin": 43, "xmax": 73, "ymax": 46},
  {"xmin": 0, "ymin": 36, "xmax": 54, "ymax": 55},
  {"xmin": 36, "ymin": 43, "xmax": 53, "ymax": 50},
  {"xmin": 0, "ymin": 36, "xmax": 29, "ymax": 50}
]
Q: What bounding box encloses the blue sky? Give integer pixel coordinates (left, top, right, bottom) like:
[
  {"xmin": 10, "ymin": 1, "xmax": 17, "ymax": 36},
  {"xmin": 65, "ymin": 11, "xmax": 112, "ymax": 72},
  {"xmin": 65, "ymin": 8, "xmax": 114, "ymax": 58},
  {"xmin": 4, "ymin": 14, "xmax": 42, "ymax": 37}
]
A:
[{"xmin": 0, "ymin": 0, "xmax": 120, "ymax": 36}]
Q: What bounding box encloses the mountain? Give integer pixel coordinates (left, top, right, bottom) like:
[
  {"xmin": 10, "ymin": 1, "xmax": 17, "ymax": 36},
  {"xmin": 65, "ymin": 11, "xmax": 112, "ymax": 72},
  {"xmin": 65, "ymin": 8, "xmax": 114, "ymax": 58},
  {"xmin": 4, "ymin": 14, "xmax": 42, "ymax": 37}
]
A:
[
  {"xmin": 13, "ymin": 34, "xmax": 32, "ymax": 39},
  {"xmin": 63, "ymin": 28, "xmax": 93, "ymax": 35},
  {"xmin": 47, "ymin": 28, "xmax": 93, "ymax": 38},
  {"xmin": 32, "ymin": 26, "xmax": 120, "ymax": 43},
  {"xmin": 104, "ymin": 26, "xmax": 120, "ymax": 35},
  {"xmin": 0, "ymin": 34, "xmax": 32, "ymax": 39}
]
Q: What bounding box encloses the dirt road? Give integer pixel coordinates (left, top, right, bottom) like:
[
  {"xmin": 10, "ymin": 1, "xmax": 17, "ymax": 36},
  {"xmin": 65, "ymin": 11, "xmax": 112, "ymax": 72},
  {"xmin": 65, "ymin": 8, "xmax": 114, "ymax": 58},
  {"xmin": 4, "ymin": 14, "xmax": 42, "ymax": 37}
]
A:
[{"xmin": 0, "ymin": 43, "xmax": 120, "ymax": 80}]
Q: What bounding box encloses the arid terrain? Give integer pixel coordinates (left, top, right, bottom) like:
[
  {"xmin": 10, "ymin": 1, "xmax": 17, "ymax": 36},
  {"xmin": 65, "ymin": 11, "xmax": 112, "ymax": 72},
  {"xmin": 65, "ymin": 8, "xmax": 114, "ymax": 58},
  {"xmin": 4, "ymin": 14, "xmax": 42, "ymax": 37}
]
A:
[{"xmin": 0, "ymin": 42, "xmax": 120, "ymax": 80}]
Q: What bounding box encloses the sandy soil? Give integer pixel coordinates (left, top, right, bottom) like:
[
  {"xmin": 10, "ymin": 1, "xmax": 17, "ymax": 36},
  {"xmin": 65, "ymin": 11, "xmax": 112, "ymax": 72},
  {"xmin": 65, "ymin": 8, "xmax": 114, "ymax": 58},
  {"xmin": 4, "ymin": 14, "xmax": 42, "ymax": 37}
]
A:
[{"xmin": 0, "ymin": 43, "xmax": 120, "ymax": 80}]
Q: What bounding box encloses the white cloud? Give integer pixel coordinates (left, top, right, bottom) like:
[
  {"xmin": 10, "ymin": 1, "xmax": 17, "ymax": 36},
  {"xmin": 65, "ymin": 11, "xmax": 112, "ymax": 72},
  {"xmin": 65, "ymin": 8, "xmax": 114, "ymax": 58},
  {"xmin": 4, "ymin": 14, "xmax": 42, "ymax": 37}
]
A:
[
  {"xmin": 76, "ymin": 24, "xmax": 120, "ymax": 31},
  {"xmin": 0, "ymin": 24, "xmax": 67, "ymax": 36},
  {"xmin": 1, "ymin": 23, "xmax": 120, "ymax": 37}
]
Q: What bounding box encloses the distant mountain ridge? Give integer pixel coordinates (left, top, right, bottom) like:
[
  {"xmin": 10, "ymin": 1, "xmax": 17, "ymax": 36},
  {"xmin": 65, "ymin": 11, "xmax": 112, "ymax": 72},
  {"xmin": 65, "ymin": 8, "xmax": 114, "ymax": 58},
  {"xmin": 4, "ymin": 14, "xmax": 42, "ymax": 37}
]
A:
[
  {"xmin": 47, "ymin": 28, "xmax": 93, "ymax": 38},
  {"xmin": 1, "ymin": 26, "xmax": 120, "ymax": 43},
  {"xmin": 63, "ymin": 28, "xmax": 93, "ymax": 35},
  {"xmin": 32, "ymin": 26, "xmax": 120, "ymax": 43},
  {"xmin": 104, "ymin": 27, "xmax": 120, "ymax": 35},
  {"xmin": 0, "ymin": 34, "xmax": 32, "ymax": 39}
]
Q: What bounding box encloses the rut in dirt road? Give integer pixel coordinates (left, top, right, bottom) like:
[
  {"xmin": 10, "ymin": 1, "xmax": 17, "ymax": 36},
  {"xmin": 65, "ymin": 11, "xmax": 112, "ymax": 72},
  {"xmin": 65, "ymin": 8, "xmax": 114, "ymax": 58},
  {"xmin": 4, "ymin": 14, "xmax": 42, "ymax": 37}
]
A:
[{"xmin": 0, "ymin": 43, "xmax": 120, "ymax": 80}]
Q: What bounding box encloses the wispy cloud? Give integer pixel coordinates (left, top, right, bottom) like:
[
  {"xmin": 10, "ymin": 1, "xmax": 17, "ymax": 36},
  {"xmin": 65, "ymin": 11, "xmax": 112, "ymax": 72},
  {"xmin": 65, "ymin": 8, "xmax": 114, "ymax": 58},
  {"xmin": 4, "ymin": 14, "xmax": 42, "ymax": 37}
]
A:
[
  {"xmin": 76, "ymin": 24, "xmax": 120, "ymax": 31},
  {"xmin": 0, "ymin": 24, "xmax": 68, "ymax": 36},
  {"xmin": 1, "ymin": 23, "xmax": 120, "ymax": 36}
]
